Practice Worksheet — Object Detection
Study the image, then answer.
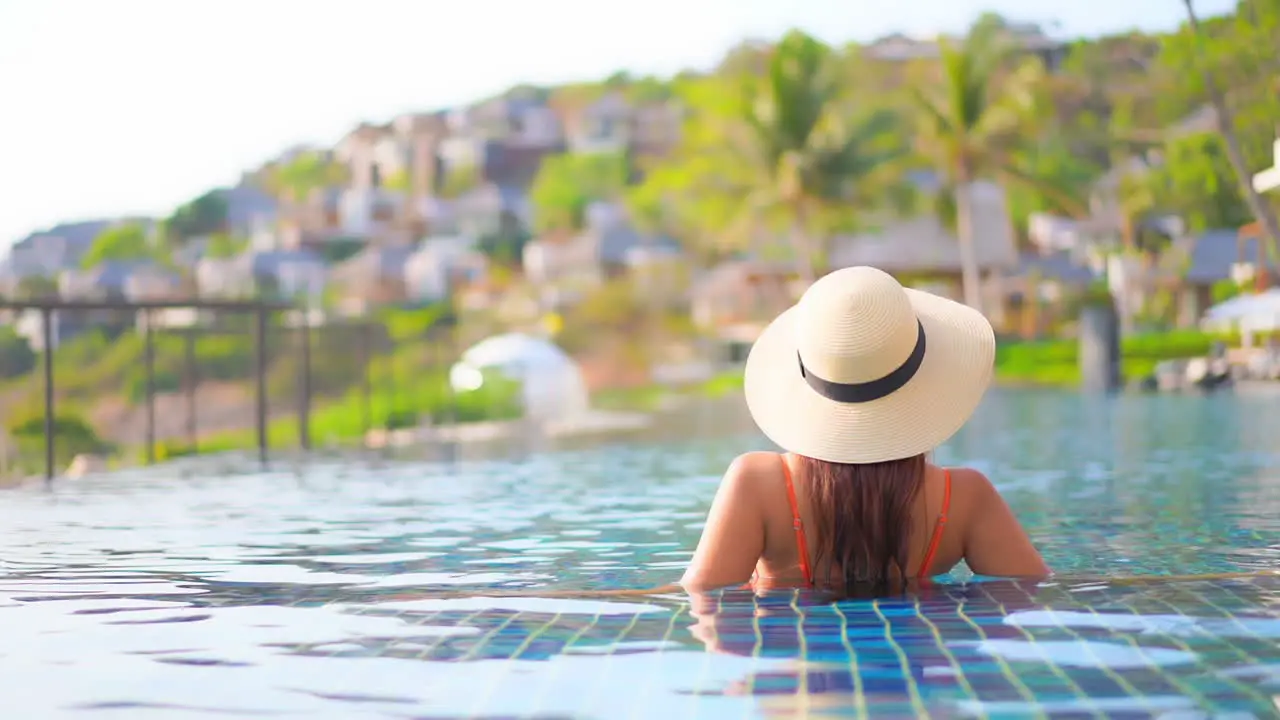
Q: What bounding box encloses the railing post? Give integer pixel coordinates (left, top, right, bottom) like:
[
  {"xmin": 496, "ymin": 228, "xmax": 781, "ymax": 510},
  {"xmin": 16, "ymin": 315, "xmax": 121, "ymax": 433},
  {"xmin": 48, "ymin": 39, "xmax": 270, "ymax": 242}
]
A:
[
  {"xmin": 41, "ymin": 307, "xmax": 54, "ymax": 481},
  {"xmin": 185, "ymin": 329, "xmax": 198, "ymax": 452},
  {"xmin": 445, "ymin": 326, "xmax": 457, "ymax": 426},
  {"xmin": 297, "ymin": 313, "xmax": 311, "ymax": 450},
  {"xmin": 143, "ymin": 309, "xmax": 156, "ymax": 465},
  {"xmin": 254, "ymin": 306, "xmax": 269, "ymax": 466},
  {"xmin": 360, "ymin": 323, "xmax": 373, "ymax": 434},
  {"xmin": 385, "ymin": 322, "xmax": 396, "ymax": 427}
]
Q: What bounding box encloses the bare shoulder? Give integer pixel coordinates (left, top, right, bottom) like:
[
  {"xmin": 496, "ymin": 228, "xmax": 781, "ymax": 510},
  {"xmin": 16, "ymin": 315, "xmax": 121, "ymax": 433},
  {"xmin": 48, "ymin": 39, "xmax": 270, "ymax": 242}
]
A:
[
  {"xmin": 721, "ymin": 451, "xmax": 785, "ymax": 489},
  {"xmin": 939, "ymin": 465, "xmax": 993, "ymax": 488},
  {"xmin": 938, "ymin": 466, "xmax": 1001, "ymax": 505},
  {"xmin": 728, "ymin": 451, "xmax": 786, "ymax": 475}
]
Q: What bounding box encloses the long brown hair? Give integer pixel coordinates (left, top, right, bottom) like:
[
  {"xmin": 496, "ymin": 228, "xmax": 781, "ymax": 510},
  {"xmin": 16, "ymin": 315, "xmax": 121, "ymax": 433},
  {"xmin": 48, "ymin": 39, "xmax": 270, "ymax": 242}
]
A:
[{"xmin": 797, "ymin": 453, "xmax": 927, "ymax": 594}]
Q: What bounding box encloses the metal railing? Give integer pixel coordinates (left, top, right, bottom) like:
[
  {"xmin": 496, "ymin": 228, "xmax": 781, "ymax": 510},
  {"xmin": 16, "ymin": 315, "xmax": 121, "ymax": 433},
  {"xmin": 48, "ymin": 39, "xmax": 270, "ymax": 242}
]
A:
[{"xmin": 0, "ymin": 298, "xmax": 407, "ymax": 480}]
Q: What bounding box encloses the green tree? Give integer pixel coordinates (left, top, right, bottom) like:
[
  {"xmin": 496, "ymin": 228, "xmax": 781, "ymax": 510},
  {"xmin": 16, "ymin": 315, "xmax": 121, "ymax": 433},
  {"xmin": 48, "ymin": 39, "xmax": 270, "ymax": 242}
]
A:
[
  {"xmin": 1166, "ymin": 0, "xmax": 1280, "ymax": 262},
  {"xmin": 439, "ymin": 164, "xmax": 483, "ymax": 199},
  {"xmin": 1006, "ymin": 137, "xmax": 1104, "ymax": 238},
  {"xmin": 166, "ymin": 191, "xmax": 228, "ymax": 241},
  {"xmin": 265, "ymin": 150, "xmax": 348, "ymax": 200},
  {"xmin": 0, "ymin": 327, "xmax": 35, "ymax": 379},
  {"xmin": 80, "ymin": 222, "xmax": 158, "ymax": 268},
  {"xmin": 1116, "ymin": 168, "xmax": 1161, "ymax": 254},
  {"xmin": 204, "ymin": 232, "xmax": 249, "ymax": 259},
  {"xmin": 912, "ymin": 20, "xmax": 1081, "ymax": 312},
  {"xmin": 7, "ymin": 410, "xmax": 112, "ymax": 472},
  {"xmin": 1146, "ymin": 131, "xmax": 1252, "ymax": 232},
  {"xmin": 625, "ymin": 76, "xmax": 674, "ymax": 104},
  {"xmin": 716, "ymin": 40, "xmax": 773, "ymax": 76},
  {"xmin": 634, "ymin": 32, "xmax": 905, "ymax": 279},
  {"xmin": 529, "ymin": 152, "xmax": 631, "ymax": 233},
  {"xmin": 478, "ymin": 224, "xmax": 533, "ymax": 266},
  {"xmin": 317, "ymin": 236, "xmax": 365, "ymax": 264},
  {"xmin": 383, "ymin": 169, "xmax": 411, "ymax": 193},
  {"xmin": 1057, "ymin": 31, "xmax": 1167, "ymax": 160},
  {"xmin": 15, "ymin": 275, "xmax": 58, "ymax": 299},
  {"xmin": 379, "ymin": 303, "xmax": 454, "ymax": 343}
]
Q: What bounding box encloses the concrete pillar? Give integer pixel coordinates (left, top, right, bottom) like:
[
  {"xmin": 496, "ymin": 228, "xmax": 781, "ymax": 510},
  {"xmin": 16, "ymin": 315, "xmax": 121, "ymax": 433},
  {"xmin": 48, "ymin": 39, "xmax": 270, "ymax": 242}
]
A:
[{"xmin": 1079, "ymin": 300, "xmax": 1122, "ymax": 393}]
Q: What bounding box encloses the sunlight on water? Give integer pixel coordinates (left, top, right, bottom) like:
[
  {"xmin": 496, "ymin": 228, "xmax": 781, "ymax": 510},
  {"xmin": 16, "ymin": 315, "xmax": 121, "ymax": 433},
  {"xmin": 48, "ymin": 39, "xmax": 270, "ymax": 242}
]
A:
[{"xmin": 1, "ymin": 389, "xmax": 1279, "ymax": 717}]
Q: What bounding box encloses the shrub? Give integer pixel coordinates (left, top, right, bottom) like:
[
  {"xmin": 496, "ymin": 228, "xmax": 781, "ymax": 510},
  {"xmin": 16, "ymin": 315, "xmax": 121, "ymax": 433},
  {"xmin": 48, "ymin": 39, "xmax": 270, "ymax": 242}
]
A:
[
  {"xmin": 993, "ymin": 329, "xmax": 1239, "ymax": 385},
  {"xmin": 436, "ymin": 369, "xmax": 523, "ymax": 424},
  {"xmin": 0, "ymin": 327, "xmax": 35, "ymax": 379},
  {"xmin": 1212, "ymin": 279, "xmax": 1246, "ymax": 304},
  {"xmin": 124, "ymin": 368, "xmax": 182, "ymax": 403},
  {"xmin": 193, "ymin": 334, "xmax": 255, "ymax": 381},
  {"xmin": 699, "ymin": 370, "xmax": 745, "ymax": 398},
  {"xmin": 155, "ymin": 441, "xmax": 198, "ymax": 462},
  {"xmin": 6, "ymin": 410, "xmax": 113, "ymax": 471},
  {"xmin": 384, "ymin": 408, "xmax": 419, "ymax": 430},
  {"xmin": 8, "ymin": 412, "xmax": 104, "ymax": 446},
  {"xmin": 380, "ymin": 304, "xmax": 452, "ymax": 343}
]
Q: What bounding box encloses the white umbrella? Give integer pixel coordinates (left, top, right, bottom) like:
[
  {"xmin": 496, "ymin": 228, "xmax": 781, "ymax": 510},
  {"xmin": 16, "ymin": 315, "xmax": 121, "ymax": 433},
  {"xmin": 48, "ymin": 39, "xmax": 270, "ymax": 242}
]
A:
[
  {"xmin": 1205, "ymin": 288, "xmax": 1280, "ymax": 319},
  {"xmin": 449, "ymin": 333, "xmax": 590, "ymax": 422},
  {"xmin": 1202, "ymin": 289, "xmax": 1280, "ymax": 335}
]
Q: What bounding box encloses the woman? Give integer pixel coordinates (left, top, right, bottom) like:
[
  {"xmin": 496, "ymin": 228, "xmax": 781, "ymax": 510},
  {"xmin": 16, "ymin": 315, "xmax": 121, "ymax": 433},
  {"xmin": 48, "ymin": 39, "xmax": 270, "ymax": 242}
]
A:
[{"xmin": 682, "ymin": 266, "xmax": 1049, "ymax": 593}]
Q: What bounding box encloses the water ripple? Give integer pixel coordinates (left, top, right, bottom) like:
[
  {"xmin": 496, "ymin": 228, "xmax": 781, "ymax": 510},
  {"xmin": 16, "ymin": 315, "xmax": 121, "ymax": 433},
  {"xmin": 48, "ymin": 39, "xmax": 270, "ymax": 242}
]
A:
[{"xmin": 1, "ymin": 390, "xmax": 1279, "ymax": 717}]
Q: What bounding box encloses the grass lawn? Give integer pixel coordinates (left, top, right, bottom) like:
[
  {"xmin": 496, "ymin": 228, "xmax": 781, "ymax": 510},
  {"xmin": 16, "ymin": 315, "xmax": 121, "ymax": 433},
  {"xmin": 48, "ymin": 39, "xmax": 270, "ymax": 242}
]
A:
[{"xmin": 993, "ymin": 330, "xmax": 1236, "ymax": 386}]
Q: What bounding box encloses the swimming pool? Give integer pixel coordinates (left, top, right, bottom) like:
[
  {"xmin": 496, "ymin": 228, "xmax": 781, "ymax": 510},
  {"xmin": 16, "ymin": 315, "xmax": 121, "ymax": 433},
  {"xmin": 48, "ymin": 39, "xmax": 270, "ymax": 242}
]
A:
[{"xmin": 1, "ymin": 389, "xmax": 1278, "ymax": 717}]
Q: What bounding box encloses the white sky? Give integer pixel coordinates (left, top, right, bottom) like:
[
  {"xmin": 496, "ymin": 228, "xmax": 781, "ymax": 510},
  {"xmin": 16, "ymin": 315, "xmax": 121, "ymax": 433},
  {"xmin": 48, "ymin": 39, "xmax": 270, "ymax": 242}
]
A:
[{"xmin": 0, "ymin": 0, "xmax": 1237, "ymax": 249}]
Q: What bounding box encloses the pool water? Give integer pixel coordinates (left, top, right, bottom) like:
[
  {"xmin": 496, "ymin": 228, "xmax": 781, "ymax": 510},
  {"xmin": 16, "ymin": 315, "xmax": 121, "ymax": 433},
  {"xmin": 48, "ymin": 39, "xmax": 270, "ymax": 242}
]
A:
[{"xmin": 1, "ymin": 389, "xmax": 1279, "ymax": 718}]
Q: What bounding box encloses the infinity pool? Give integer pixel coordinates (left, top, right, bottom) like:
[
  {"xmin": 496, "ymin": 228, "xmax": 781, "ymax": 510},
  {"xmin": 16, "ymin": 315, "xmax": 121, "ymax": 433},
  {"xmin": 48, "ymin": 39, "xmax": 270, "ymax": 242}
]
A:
[{"xmin": 2, "ymin": 389, "xmax": 1279, "ymax": 718}]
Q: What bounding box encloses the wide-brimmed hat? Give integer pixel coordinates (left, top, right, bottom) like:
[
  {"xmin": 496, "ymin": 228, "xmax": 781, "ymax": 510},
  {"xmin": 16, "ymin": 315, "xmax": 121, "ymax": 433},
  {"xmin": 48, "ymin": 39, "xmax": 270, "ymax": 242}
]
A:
[{"xmin": 744, "ymin": 266, "xmax": 995, "ymax": 464}]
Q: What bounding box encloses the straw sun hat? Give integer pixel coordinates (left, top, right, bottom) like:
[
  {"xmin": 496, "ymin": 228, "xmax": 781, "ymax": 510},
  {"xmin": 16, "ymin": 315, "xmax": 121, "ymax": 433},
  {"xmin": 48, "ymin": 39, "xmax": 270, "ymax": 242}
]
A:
[{"xmin": 744, "ymin": 266, "xmax": 995, "ymax": 464}]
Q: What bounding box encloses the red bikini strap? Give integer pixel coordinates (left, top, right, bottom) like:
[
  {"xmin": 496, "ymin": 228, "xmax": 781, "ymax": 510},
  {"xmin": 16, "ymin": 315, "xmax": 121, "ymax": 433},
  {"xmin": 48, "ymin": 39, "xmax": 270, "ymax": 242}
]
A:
[
  {"xmin": 780, "ymin": 455, "xmax": 814, "ymax": 586},
  {"xmin": 919, "ymin": 470, "xmax": 951, "ymax": 579}
]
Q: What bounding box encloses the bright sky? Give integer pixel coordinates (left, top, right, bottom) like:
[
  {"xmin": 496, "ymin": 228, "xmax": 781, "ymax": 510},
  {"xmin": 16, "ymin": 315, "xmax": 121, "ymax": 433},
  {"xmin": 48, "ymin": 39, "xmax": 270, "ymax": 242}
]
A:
[{"xmin": 0, "ymin": 0, "xmax": 1237, "ymax": 250}]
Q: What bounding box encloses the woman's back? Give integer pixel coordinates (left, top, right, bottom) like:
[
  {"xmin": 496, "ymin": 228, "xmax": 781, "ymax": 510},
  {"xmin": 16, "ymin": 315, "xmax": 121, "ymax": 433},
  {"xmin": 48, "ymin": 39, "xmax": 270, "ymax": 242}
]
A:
[
  {"xmin": 680, "ymin": 266, "xmax": 1048, "ymax": 593},
  {"xmin": 681, "ymin": 451, "xmax": 1045, "ymax": 592},
  {"xmin": 758, "ymin": 453, "xmax": 951, "ymax": 586}
]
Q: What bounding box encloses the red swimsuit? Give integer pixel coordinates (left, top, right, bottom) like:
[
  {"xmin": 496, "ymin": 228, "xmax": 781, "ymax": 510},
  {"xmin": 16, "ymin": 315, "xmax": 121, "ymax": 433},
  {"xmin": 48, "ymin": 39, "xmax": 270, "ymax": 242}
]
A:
[{"xmin": 766, "ymin": 456, "xmax": 951, "ymax": 587}]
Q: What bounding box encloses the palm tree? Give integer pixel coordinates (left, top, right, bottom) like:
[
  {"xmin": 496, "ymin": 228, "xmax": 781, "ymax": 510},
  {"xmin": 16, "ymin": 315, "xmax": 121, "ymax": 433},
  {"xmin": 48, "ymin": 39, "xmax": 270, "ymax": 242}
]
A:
[
  {"xmin": 738, "ymin": 31, "xmax": 907, "ymax": 282},
  {"xmin": 649, "ymin": 31, "xmax": 903, "ymax": 283},
  {"xmin": 912, "ymin": 21, "xmax": 1082, "ymax": 313}
]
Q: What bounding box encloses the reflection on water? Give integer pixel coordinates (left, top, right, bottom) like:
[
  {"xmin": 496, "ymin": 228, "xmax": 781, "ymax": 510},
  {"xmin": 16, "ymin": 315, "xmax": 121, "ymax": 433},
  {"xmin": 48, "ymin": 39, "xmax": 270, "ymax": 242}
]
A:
[{"xmin": 1, "ymin": 389, "xmax": 1279, "ymax": 717}]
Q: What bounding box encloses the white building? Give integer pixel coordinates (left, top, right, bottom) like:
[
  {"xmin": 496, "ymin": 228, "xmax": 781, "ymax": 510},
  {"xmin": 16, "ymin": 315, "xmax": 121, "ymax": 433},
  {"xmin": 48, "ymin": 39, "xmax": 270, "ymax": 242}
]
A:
[
  {"xmin": 275, "ymin": 258, "xmax": 328, "ymax": 306},
  {"xmin": 403, "ymin": 236, "xmax": 488, "ymax": 303},
  {"xmin": 337, "ymin": 188, "xmax": 403, "ymax": 238},
  {"xmin": 195, "ymin": 250, "xmax": 325, "ymax": 300},
  {"xmin": 195, "ymin": 257, "xmax": 252, "ymax": 298},
  {"xmin": 14, "ymin": 310, "xmax": 60, "ymax": 351},
  {"xmin": 512, "ymin": 105, "xmax": 564, "ymax": 148},
  {"xmin": 123, "ymin": 265, "xmax": 184, "ymax": 301},
  {"xmin": 522, "ymin": 231, "xmax": 601, "ymax": 289},
  {"xmin": 568, "ymin": 92, "xmax": 632, "ymax": 155}
]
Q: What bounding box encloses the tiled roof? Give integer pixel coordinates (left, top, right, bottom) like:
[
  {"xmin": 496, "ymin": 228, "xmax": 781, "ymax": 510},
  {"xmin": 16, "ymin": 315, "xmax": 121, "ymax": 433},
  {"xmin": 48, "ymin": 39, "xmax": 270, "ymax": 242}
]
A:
[
  {"xmin": 1014, "ymin": 251, "xmax": 1098, "ymax": 284},
  {"xmin": 1185, "ymin": 229, "xmax": 1275, "ymax": 285}
]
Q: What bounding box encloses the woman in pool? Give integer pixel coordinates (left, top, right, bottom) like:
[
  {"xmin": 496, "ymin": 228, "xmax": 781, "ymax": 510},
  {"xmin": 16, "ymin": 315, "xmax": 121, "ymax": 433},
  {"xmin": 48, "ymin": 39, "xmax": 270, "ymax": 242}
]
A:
[{"xmin": 681, "ymin": 266, "xmax": 1049, "ymax": 594}]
